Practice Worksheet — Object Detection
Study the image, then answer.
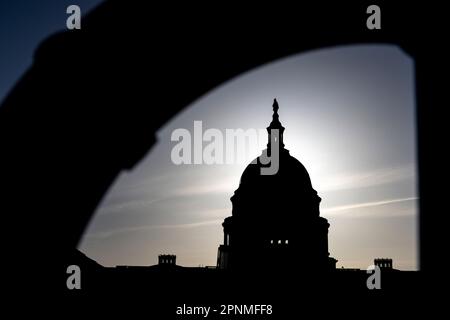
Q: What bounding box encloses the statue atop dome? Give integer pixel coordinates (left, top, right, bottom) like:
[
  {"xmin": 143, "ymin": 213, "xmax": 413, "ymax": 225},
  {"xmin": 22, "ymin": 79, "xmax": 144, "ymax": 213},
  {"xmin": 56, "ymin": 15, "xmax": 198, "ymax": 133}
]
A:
[
  {"xmin": 267, "ymin": 98, "xmax": 285, "ymax": 149},
  {"xmin": 273, "ymin": 98, "xmax": 279, "ymax": 113}
]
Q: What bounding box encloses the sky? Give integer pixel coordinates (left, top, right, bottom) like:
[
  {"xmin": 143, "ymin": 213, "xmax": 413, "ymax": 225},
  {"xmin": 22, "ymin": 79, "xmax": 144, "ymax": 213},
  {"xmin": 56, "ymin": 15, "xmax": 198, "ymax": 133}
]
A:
[
  {"xmin": 0, "ymin": 2, "xmax": 418, "ymax": 271},
  {"xmin": 78, "ymin": 44, "xmax": 418, "ymax": 270},
  {"xmin": 0, "ymin": 0, "xmax": 103, "ymax": 104}
]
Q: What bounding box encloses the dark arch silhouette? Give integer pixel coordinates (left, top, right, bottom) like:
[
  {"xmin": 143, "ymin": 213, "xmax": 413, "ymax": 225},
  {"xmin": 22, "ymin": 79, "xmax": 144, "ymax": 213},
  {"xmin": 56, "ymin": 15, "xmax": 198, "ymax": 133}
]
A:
[{"xmin": 0, "ymin": 2, "xmax": 442, "ymax": 293}]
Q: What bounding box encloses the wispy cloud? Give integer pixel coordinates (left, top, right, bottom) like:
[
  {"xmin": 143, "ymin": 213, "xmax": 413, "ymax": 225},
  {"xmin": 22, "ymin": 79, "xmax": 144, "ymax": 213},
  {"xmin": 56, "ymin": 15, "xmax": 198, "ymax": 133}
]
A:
[
  {"xmin": 98, "ymin": 178, "xmax": 235, "ymax": 216},
  {"xmin": 172, "ymin": 180, "xmax": 234, "ymax": 197},
  {"xmin": 98, "ymin": 197, "xmax": 168, "ymax": 215},
  {"xmin": 85, "ymin": 218, "xmax": 224, "ymax": 240},
  {"xmin": 323, "ymin": 196, "xmax": 418, "ymax": 217},
  {"xmin": 318, "ymin": 165, "xmax": 415, "ymax": 192}
]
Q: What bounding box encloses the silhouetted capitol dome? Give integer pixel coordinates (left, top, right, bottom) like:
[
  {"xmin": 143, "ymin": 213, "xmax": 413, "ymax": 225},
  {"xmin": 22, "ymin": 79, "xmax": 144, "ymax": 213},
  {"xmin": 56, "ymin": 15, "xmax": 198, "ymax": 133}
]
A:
[{"xmin": 217, "ymin": 99, "xmax": 337, "ymax": 271}]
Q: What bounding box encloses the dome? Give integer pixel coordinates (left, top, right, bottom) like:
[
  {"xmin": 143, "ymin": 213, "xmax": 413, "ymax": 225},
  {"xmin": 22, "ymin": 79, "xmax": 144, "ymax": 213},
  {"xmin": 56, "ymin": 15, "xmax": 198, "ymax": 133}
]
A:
[
  {"xmin": 230, "ymin": 99, "xmax": 320, "ymax": 220},
  {"xmin": 231, "ymin": 147, "xmax": 320, "ymax": 221},
  {"xmin": 239, "ymin": 148, "xmax": 313, "ymax": 191},
  {"xmin": 216, "ymin": 99, "xmax": 334, "ymax": 271}
]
